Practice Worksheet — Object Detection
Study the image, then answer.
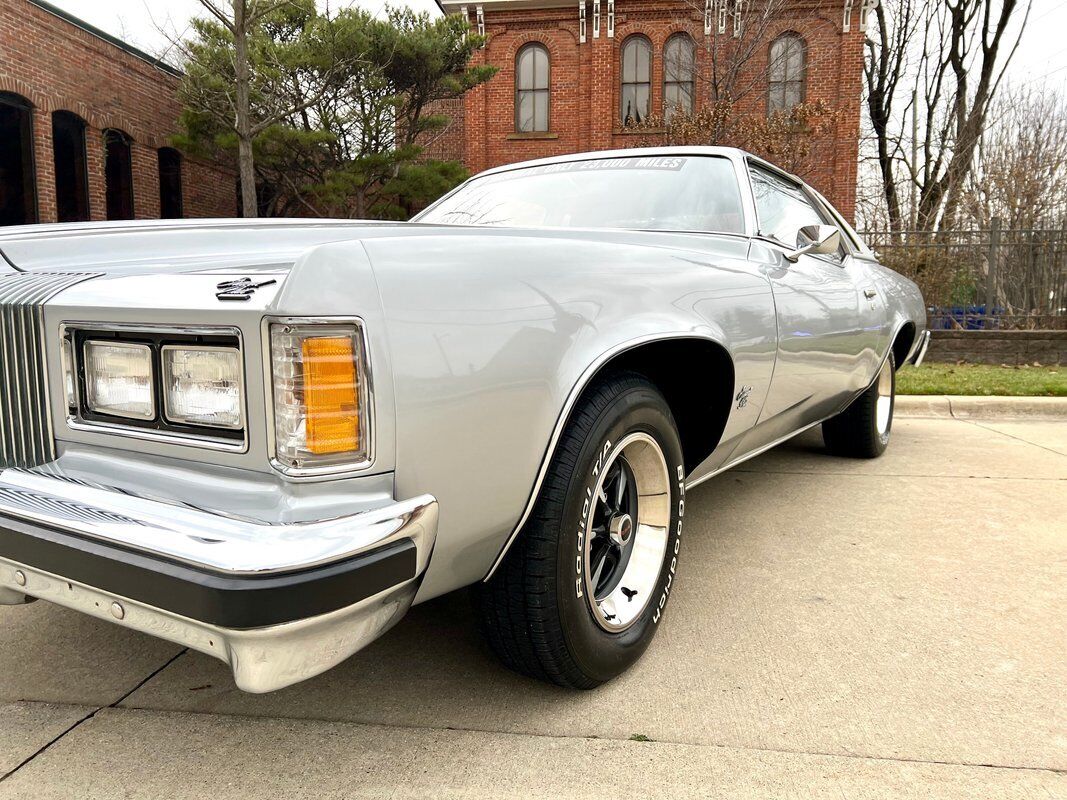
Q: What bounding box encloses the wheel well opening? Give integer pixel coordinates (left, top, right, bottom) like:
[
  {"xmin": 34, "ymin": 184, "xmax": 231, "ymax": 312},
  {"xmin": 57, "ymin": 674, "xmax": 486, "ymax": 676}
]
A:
[
  {"xmin": 892, "ymin": 322, "xmax": 916, "ymax": 370},
  {"xmin": 592, "ymin": 338, "xmax": 735, "ymax": 474}
]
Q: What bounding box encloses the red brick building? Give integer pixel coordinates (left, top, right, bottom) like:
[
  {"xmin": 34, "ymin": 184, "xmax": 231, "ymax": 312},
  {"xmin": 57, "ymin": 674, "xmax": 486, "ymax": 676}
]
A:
[
  {"xmin": 437, "ymin": 0, "xmax": 873, "ymax": 221},
  {"xmin": 0, "ymin": 0, "xmax": 234, "ymax": 228}
]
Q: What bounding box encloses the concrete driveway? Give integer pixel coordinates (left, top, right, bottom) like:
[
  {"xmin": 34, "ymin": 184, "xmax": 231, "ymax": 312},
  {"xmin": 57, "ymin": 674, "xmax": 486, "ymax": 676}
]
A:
[{"xmin": 1, "ymin": 415, "xmax": 1064, "ymax": 798}]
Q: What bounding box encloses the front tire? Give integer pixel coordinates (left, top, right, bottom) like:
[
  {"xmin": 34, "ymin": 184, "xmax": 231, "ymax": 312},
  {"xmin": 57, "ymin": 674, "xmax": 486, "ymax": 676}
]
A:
[
  {"xmin": 822, "ymin": 352, "xmax": 895, "ymax": 458},
  {"xmin": 475, "ymin": 372, "xmax": 685, "ymax": 688}
]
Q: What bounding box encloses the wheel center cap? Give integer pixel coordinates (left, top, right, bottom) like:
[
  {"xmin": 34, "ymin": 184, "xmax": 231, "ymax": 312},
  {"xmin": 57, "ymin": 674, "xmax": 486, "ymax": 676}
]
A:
[{"xmin": 609, "ymin": 513, "xmax": 634, "ymax": 547}]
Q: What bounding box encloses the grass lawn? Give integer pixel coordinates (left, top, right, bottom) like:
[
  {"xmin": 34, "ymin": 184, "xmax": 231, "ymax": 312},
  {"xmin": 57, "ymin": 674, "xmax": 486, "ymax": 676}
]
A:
[{"xmin": 897, "ymin": 363, "xmax": 1066, "ymax": 397}]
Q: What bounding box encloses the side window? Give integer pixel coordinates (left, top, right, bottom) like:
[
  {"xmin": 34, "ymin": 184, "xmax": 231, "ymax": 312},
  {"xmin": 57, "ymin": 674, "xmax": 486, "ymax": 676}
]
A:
[{"xmin": 748, "ymin": 165, "xmax": 841, "ymax": 260}]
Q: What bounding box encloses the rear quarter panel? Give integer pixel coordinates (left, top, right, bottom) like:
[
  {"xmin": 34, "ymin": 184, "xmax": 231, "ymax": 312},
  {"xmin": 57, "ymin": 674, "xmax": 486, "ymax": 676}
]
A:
[{"xmin": 866, "ymin": 258, "xmax": 928, "ymax": 359}]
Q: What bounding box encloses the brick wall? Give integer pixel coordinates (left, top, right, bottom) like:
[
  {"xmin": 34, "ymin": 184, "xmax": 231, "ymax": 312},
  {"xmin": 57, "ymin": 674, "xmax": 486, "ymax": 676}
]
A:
[
  {"xmin": 927, "ymin": 331, "xmax": 1067, "ymax": 367},
  {"xmin": 421, "ymin": 97, "xmax": 468, "ymax": 162},
  {"xmin": 0, "ymin": 0, "xmax": 235, "ymax": 224},
  {"xmin": 444, "ymin": 0, "xmax": 865, "ymax": 221}
]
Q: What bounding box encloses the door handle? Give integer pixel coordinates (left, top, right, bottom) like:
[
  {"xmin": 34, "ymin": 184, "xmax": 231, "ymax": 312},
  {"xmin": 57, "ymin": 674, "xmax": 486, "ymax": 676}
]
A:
[{"xmin": 863, "ymin": 288, "xmax": 878, "ymax": 300}]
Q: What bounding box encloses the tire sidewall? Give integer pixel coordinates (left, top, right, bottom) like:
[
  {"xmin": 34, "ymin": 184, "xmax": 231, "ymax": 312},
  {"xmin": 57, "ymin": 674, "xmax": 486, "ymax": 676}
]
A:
[{"xmin": 554, "ymin": 383, "xmax": 685, "ymax": 683}]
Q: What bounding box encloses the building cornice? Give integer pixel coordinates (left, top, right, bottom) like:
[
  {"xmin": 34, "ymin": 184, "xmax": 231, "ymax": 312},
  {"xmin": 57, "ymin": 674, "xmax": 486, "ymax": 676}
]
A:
[
  {"xmin": 26, "ymin": 0, "xmax": 182, "ymax": 77},
  {"xmin": 441, "ymin": 0, "xmax": 578, "ymax": 11}
]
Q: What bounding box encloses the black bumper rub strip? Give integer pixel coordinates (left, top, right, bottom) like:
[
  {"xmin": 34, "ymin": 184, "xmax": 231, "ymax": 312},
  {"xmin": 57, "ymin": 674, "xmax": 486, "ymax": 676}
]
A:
[{"xmin": 0, "ymin": 515, "xmax": 417, "ymax": 629}]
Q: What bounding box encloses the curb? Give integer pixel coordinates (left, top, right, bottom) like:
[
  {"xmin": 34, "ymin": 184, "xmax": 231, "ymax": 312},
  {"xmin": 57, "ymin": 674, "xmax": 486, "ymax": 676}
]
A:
[{"xmin": 895, "ymin": 395, "xmax": 1067, "ymax": 420}]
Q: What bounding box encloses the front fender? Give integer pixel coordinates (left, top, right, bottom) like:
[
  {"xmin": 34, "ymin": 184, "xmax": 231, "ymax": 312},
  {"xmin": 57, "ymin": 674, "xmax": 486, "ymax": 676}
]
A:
[
  {"xmin": 359, "ymin": 231, "xmax": 770, "ymax": 601},
  {"xmin": 269, "ymin": 241, "xmax": 398, "ymax": 477}
]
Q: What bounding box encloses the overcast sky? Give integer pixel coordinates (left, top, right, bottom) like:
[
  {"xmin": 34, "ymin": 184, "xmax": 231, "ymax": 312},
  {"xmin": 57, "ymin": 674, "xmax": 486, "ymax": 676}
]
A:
[{"xmin": 44, "ymin": 0, "xmax": 1067, "ymax": 89}]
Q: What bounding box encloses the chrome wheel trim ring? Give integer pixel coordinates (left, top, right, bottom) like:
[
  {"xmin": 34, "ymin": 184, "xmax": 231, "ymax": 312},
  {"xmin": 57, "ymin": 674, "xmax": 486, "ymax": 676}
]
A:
[
  {"xmin": 582, "ymin": 432, "xmax": 671, "ymax": 633},
  {"xmin": 875, "ymin": 358, "xmax": 893, "ymax": 437}
]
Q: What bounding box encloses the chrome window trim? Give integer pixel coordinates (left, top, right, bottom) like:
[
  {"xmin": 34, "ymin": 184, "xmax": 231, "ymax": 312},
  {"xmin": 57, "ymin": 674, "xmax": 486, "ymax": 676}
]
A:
[
  {"xmin": 160, "ymin": 344, "xmax": 246, "ymax": 431},
  {"xmin": 60, "ymin": 321, "xmax": 248, "ymax": 454},
  {"xmin": 261, "ymin": 315, "xmax": 376, "ymax": 481}
]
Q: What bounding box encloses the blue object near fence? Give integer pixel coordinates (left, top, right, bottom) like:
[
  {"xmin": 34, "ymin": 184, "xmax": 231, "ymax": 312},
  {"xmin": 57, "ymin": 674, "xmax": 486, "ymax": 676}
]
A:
[{"xmin": 929, "ymin": 306, "xmax": 1006, "ymax": 330}]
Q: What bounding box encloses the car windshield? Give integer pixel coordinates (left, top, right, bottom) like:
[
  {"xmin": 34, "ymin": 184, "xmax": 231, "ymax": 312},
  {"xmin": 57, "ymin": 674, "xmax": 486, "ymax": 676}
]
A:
[{"xmin": 416, "ymin": 155, "xmax": 745, "ymax": 234}]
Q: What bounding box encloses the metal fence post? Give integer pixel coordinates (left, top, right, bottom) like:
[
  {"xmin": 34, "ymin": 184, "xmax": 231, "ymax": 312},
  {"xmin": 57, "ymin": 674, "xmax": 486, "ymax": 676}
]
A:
[{"xmin": 985, "ymin": 217, "xmax": 1001, "ymax": 325}]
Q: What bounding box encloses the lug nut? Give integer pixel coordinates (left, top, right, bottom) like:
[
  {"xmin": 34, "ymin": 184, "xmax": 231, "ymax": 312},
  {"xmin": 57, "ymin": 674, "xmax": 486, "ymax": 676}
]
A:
[{"xmin": 13, "ymin": 570, "xmax": 26, "ymax": 587}]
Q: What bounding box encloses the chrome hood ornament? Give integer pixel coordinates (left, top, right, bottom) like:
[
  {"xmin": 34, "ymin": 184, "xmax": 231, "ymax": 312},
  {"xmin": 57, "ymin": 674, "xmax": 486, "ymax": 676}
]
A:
[{"xmin": 216, "ymin": 277, "xmax": 277, "ymax": 301}]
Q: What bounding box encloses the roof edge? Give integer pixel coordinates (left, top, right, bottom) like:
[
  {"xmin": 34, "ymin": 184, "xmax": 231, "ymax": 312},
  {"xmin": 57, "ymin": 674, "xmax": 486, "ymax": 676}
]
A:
[{"xmin": 27, "ymin": 0, "xmax": 182, "ymax": 78}]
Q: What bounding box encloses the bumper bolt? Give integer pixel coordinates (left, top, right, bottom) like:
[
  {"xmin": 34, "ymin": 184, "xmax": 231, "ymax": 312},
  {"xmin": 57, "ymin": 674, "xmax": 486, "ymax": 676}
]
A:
[
  {"xmin": 13, "ymin": 570, "xmax": 26, "ymax": 587},
  {"xmin": 110, "ymin": 602, "xmax": 125, "ymax": 620}
]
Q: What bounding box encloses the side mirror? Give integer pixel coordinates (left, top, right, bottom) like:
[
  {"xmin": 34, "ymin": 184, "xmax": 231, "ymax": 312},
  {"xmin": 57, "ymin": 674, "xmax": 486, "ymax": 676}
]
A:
[{"xmin": 785, "ymin": 224, "xmax": 841, "ymax": 262}]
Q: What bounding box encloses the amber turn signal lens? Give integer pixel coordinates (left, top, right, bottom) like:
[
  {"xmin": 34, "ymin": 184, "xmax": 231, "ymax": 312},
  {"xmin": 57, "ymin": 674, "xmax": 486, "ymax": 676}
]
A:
[{"xmin": 301, "ymin": 336, "xmax": 360, "ymax": 455}]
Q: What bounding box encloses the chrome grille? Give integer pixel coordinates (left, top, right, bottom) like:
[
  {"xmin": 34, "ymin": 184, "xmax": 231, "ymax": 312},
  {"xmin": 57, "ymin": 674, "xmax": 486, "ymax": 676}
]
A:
[{"xmin": 0, "ymin": 272, "xmax": 98, "ymax": 469}]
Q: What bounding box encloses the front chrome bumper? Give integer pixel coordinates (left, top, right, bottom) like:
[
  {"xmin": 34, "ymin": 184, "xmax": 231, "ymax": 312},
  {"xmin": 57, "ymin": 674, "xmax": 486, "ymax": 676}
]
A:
[{"xmin": 0, "ymin": 469, "xmax": 438, "ymax": 693}]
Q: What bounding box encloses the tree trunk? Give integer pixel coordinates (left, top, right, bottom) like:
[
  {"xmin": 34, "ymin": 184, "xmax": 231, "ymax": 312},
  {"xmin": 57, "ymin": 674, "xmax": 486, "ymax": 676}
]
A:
[
  {"xmin": 237, "ymin": 134, "xmax": 257, "ymax": 218},
  {"xmin": 234, "ymin": 0, "xmax": 258, "ymax": 218},
  {"xmin": 872, "ymin": 101, "xmax": 903, "ymax": 235}
]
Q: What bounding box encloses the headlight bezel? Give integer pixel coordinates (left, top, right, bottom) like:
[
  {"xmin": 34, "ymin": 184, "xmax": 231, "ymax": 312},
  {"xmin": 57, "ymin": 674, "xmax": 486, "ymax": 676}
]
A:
[
  {"xmin": 264, "ymin": 316, "xmax": 375, "ymax": 479},
  {"xmin": 59, "ymin": 322, "xmax": 248, "ymax": 453}
]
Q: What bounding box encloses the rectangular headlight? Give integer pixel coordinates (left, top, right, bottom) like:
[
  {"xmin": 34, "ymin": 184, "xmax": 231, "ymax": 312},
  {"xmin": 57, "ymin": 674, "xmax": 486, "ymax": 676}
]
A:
[
  {"xmin": 162, "ymin": 346, "xmax": 243, "ymax": 429},
  {"xmin": 84, "ymin": 341, "xmax": 154, "ymax": 420},
  {"xmin": 270, "ymin": 321, "xmax": 369, "ymax": 472}
]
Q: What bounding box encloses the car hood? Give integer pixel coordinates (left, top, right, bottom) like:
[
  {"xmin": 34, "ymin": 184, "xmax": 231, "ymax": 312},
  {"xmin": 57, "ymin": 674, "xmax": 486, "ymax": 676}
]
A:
[
  {"xmin": 0, "ymin": 218, "xmax": 754, "ymax": 281},
  {"xmin": 0, "ymin": 219, "xmax": 407, "ymax": 275}
]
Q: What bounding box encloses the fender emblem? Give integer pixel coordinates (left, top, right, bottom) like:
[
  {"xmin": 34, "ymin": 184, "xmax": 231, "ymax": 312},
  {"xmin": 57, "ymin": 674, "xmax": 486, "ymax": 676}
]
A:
[
  {"xmin": 215, "ymin": 277, "xmax": 277, "ymax": 301},
  {"xmin": 735, "ymin": 385, "xmax": 753, "ymax": 409}
]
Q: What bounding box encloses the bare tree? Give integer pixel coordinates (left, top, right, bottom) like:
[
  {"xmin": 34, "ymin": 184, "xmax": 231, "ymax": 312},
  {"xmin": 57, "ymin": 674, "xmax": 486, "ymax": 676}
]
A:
[
  {"xmin": 961, "ymin": 85, "xmax": 1067, "ymax": 315},
  {"xmin": 863, "ymin": 0, "xmax": 1031, "ymax": 233},
  {"xmin": 961, "ymin": 85, "xmax": 1067, "ymax": 230},
  {"xmin": 672, "ymin": 0, "xmax": 823, "ymax": 106},
  {"xmin": 637, "ymin": 0, "xmax": 839, "ymax": 177},
  {"xmin": 863, "ymin": 0, "xmax": 920, "ymax": 233}
]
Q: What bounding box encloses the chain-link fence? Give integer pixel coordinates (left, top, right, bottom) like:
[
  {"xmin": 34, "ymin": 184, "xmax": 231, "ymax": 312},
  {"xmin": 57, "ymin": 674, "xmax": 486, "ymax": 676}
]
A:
[{"xmin": 860, "ymin": 223, "xmax": 1067, "ymax": 330}]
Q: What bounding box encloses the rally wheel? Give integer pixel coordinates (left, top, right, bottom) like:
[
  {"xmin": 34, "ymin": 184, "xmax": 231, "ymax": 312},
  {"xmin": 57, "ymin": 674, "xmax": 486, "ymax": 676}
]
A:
[{"xmin": 475, "ymin": 372, "xmax": 685, "ymax": 688}]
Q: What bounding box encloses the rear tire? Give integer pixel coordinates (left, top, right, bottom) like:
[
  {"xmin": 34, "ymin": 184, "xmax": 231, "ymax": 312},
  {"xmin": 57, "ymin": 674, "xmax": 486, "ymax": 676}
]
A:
[
  {"xmin": 822, "ymin": 352, "xmax": 895, "ymax": 459},
  {"xmin": 475, "ymin": 372, "xmax": 685, "ymax": 688}
]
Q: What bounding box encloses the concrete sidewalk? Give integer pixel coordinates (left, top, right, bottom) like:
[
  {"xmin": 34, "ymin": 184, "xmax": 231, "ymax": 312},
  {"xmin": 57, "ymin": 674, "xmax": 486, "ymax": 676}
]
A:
[
  {"xmin": 896, "ymin": 394, "xmax": 1067, "ymax": 419},
  {"xmin": 1, "ymin": 416, "xmax": 1064, "ymax": 798}
]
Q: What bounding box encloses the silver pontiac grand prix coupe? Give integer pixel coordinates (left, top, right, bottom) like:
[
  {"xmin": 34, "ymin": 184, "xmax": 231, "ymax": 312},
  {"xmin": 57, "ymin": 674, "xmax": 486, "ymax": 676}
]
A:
[{"xmin": 0, "ymin": 147, "xmax": 929, "ymax": 693}]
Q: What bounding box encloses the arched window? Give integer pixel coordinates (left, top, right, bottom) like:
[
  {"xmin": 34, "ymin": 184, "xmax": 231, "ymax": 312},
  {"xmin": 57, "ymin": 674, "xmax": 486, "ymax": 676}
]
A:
[
  {"xmin": 663, "ymin": 34, "xmax": 696, "ymax": 121},
  {"xmin": 157, "ymin": 147, "xmax": 183, "ymax": 219},
  {"xmin": 768, "ymin": 33, "xmax": 806, "ymax": 113},
  {"xmin": 103, "ymin": 129, "xmax": 134, "ymax": 221},
  {"xmin": 515, "ymin": 43, "xmax": 550, "ymax": 132},
  {"xmin": 0, "ymin": 92, "xmax": 37, "ymax": 226},
  {"xmin": 52, "ymin": 111, "xmax": 89, "ymax": 222},
  {"xmin": 620, "ymin": 35, "xmax": 652, "ymax": 125}
]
